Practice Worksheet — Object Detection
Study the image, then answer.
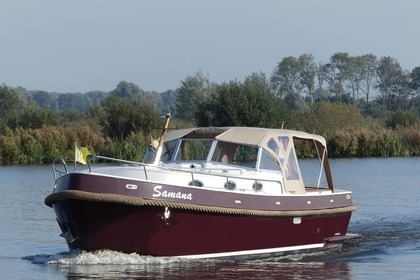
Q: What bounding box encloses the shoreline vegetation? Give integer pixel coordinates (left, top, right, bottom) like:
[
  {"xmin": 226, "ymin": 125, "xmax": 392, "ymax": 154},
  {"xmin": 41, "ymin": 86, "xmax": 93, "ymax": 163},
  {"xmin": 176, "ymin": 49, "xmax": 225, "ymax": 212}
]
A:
[
  {"xmin": 1, "ymin": 121, "xmax": 419, "ymax": 165},
  {"xmin": 1, "ymin": 51, "xmax": 420, "ymax": 164}
]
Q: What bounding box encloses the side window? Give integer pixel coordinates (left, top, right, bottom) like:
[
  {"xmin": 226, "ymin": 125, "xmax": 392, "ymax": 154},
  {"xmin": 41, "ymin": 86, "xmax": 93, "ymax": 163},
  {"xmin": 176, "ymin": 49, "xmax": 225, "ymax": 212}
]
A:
[
  {"xmin": 142, "ymin": 146, "xmax": 157, "ymax": 163},
  {"xmin": 161, "ymin": 140, "xmax": 177, "ymax": 162},
  {"xmin": 259, "ymin": 149, "xmax": 279, "ymax": 171},
  {"xmin": 277, "ymin": 136, "xmax": 289, "ymax": 164},
  {"xmin": 278, "ymin": 136, "xmax": 289, "ymax": 150},
  {"xmin": 232, "ymin": 145, "xmax": 258, "ymax": 169},
  {"xmin": 285, "ymin": 147, "xmax": 300, "ymax": 180},
  {"xmin": 267, "ymin": 138, "xmax": 279, "ymax": 152},
  {"xmin": 211, "ymin": 142, "xmax": 238, "ymax": 164},
  {"xmin": 267, "ymin": 137, "xmax": 285, "ymax": 164}
]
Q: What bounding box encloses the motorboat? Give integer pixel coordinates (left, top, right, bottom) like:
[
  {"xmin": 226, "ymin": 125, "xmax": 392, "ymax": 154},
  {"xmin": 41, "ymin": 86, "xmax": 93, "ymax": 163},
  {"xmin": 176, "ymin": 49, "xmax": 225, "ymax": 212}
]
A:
[{"xmin": 45, "ymin": 116, "xmax": 358, "ymax": 259}]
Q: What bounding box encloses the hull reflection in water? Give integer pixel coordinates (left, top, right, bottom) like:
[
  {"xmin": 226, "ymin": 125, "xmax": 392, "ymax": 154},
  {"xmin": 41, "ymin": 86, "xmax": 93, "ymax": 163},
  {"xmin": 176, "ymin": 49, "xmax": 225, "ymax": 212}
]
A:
[{"xmin": 24, "ymin": 249, "xmax": 351, "ymax": 280}]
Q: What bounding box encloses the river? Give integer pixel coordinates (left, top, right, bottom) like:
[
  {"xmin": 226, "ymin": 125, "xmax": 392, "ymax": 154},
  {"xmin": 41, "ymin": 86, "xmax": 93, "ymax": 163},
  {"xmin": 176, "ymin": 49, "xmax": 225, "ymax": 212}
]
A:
[{"xmin": 1, "ymin": 158, "xmax": 419, "ymax": 279}]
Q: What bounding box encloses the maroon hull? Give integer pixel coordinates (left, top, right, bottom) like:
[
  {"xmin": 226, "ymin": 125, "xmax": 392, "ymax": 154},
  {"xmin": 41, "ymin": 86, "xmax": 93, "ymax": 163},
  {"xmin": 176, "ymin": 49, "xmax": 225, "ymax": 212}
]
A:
[{"xmin": 53, "ymin": 199, "xmax": 352, "ymax": 257}]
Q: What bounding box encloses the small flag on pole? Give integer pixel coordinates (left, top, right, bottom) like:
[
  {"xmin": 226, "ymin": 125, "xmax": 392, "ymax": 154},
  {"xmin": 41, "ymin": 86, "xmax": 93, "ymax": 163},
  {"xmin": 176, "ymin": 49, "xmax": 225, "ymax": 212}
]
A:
[{"xmin": 75, "ymin": 142, "xmax": 90, "ymax": 165}]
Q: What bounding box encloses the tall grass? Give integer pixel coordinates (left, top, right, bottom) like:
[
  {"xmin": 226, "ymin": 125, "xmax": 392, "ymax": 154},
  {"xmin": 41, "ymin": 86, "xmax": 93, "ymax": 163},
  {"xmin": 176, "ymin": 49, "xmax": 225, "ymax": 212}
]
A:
[
  {"xmin": 327, "ymin": 126, "xmax": 419, "ymax": 157},
  {"xmin": 0, "ymin": 113, "xmax": 419, "ymax": 165}
]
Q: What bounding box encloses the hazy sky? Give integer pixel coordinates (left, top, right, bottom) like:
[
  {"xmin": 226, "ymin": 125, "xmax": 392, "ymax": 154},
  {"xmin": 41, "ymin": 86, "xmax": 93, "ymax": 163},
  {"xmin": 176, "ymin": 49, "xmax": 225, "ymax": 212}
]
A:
[{"xmin": 1, "ymin": 0, "xmax": 419, "ymax": 93}]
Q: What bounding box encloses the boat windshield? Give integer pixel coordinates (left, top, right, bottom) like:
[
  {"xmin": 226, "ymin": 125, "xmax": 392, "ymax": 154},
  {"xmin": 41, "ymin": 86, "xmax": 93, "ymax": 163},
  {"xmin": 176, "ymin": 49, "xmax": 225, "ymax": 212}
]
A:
[
  {"xmin": 175, "ymin": 139, "xmax": 213, "ymax": 161},
  {"xmin": 160, "ymin": 139, "xmax": 214, "ymax": 162},
  {"xmin": 160, "ymin": 139, "xmax": 178, "ymax": 162},
  {"xmin": 161, "ymin": 138, "xmax": 268, "ymax": 170}
]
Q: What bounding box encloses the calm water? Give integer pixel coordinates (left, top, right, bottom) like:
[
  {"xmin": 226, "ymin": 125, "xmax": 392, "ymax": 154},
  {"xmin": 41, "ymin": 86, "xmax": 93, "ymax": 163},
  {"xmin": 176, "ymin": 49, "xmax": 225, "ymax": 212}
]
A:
[{"xmin": 1, "ymin": 158, "xmax": 420, "ymax": 279}]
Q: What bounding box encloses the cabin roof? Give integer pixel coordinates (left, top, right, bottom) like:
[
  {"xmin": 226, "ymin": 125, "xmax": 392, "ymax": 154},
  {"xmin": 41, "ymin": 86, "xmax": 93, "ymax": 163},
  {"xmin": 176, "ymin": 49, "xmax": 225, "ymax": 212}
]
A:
[{"xmin": 164, "ymin": 127, "xmax": 327, "ymax": 148}]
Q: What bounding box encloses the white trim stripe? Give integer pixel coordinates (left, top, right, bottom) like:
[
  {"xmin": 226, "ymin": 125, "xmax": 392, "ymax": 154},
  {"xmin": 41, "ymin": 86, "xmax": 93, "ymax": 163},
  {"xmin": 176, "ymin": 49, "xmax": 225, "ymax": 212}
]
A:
[{"xmin": 176, "ymin": 243, "xmax": 325, "ymax": 259}]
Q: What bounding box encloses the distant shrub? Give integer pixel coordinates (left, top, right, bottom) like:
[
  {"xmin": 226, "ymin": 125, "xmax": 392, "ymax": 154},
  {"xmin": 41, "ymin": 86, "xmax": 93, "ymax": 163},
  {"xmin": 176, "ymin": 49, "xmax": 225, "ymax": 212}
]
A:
[
  {"xmin": 103, "ymin": 132, "xmax": 148, "ymax": 162},
  {"xmin": 355, "ymin": 130, "xmax": 378, "ymax": 157},
  {"xmin": 395, "ymin": 125, "xmax": 420, "ymax": 156},
  {"xmin": 301, "ymin": 102, "xmax": 365, "ymax": 137},
  {"xmin": 385, "ymin": 110, "xmax": 418, "ymax": 128},
  {"xmin": 326, "ymin": 127, "xmax": 419, "ymax": 157},
  {"xmin": 328, "ymin": 132, "xmax": 358, "ymax": 157}
]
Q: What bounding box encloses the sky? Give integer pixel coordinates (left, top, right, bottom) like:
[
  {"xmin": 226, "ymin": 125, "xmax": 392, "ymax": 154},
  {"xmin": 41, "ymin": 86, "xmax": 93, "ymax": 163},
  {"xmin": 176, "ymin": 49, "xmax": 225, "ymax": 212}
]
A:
[{"xmin": 1, "ymin": 0, "xmax": 419, "ymax": 93}]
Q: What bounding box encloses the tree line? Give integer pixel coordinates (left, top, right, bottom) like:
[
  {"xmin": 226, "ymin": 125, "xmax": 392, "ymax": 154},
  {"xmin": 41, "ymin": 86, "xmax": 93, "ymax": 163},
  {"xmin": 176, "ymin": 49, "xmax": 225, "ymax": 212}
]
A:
[{"xmin": 1, "ymin": 52, "xmax": 419, "ymax": 164}]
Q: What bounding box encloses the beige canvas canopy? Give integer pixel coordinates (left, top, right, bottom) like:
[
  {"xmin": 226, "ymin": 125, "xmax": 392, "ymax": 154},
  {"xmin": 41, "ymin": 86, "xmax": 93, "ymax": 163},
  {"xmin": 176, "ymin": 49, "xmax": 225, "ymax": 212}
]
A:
[
  {"xmin": 163, "ymin": 127, "xmax": 334, "ymax": 192},
  {"xmin": 165, "ymin": 127, "xmax": 326, "ymax": 147}
]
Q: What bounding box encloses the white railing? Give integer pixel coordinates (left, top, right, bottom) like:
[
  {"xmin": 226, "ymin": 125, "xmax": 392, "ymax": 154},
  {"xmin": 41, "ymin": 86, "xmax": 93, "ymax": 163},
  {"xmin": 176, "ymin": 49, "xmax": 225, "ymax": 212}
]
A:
[
  {"xmin": 52, "ymin": 156, "xmax": 68, "ymax": 180},
  {"xmin": 52, "ymin": 155, "xmax": 284, "ymax": 193}
]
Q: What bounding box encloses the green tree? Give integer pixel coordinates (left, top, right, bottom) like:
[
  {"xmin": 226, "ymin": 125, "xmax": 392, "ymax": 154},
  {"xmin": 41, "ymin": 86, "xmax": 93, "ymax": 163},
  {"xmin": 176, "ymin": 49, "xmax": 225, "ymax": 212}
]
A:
[
  {"xmin": 175, "ymin": 71, "xmax": 214, "ymax": 120},
  {"xmin": 99, "ymin": 81, "xmax": 162, "ymax": 140},
  {"xmin": 346, "ymin": 56, "xmax": 363, "ymax": 100},
  {"xmin": 30, "ymin": 90, "xmax": 57, "ymax": 109},
  {"xmin": 196, "ymin": 73, "xmax": 290, "ymax": 128},
  {"xmin": 298, "ymin": 54, "xmax": 317, "ymax": 103},
  {"xmin": 376, "ymin": 56, "xmax": 404, "ymax": 110},
  {"xmin": 15, "ymin": 106, "xmax": 60, "ymax": 129},
  {"xmin": 314, "ymin": 62, "xmax": 330, "ymax": 101},
  {"xmin": 0, "ymin": 85, "xmax": 25, "ymax": 131},
  {"xmin": 410, "ymin": 67, "xmax": 420, "ymax": 112},
  {"xmin": 271, "ymin": 56, "xmax": 302, "ymax": 98},
  {"xmin": 100, "ymin": 92, "xmax": 160, "ymax": 139},
  {"xmin": 327, "ymin": 52, "xmax": 352, "ymax": 98},
  {"xmin": 328, "ymin": 52, "xmax": 360, "ymax": 102},
  {"xmin": 411, "ymin": 67, "xmax": 420, "ymax": 95},
  {"xmin": 357, "ymin": 54, "xmax": 378, "ymax": 109},
  {"xmin": 160, "ymin": 90, "xmax": 177, "ymax": 116},
  {"xmin": 114, "ymin": 81, "xmax": 145, "ymax": 99},
  {"xmin": 271, "ymin": 56, "xmax": 308, "ymax": 110},
  {"xmin": 397, "ymin": 71, "xmax": 412, "ymax": 110}
]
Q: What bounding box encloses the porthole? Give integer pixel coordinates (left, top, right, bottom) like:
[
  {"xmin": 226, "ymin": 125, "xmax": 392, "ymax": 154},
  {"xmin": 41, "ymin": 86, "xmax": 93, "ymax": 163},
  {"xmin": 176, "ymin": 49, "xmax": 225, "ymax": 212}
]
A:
[
  {"xmin": 224, "ymin": 181, "xmax": 236, "ymax": 190},
  {"xmin": 188, "ymin": 180, "xmax": 204, "ymax": 187},
  {"xmin": 252, "ymin": 181, "xmax": 263, "ymax": 191}
]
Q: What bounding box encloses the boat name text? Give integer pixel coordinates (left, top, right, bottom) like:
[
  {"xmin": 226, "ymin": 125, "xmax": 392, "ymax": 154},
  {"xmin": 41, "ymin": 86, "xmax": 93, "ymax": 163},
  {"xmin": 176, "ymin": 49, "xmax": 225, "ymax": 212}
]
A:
[{"xmin": 153, "ymin": 186, "xmax": 193, "ymax": 200}]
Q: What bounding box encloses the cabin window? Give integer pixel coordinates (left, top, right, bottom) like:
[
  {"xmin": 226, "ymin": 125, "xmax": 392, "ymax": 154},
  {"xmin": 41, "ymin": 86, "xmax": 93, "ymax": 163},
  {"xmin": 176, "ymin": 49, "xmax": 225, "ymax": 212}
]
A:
[
  {"xmin": 232, "ymin": 145, "xmax": 258, "ymax": 168},
  {"xmin": 211, "ymin": 142, "xmax": 257, "ymax": 168},
  {"xmin": 267, "ymin": 137, "xmax": 286, "ymax": 164},
  {"xmin": 277, "ymin": 136, "xmax": 289, "ymax": 163},
  {"xmin": 278, "ymin": 136, "xmax": 289, "ymax": 150},
  {"xmin": 174, "ymin": 139, "xmax": 213, "ymax": 161},
  {"xmin": 211, "ymin": 141, "xmax": 238, "ymax": 164},
  {"xmin": 267, "ymin": 138, "xmax": 279, "ymax": 153},
  {"xmin": 142, "ymin": 145, "xmax": 157, "ymax": 164},
  {"xmin": 293, "ymin": 138, "xmax": 328, "ymax": 188},
  {"xmin": 259, "ymin": 149, "xmax": 280, "ymax": 171},
  {"xmin": 161, "ymin": 140, "xmax": 177, "ymax": 162},
  {"xmin": 285, "ymin": 147, "xmax": 300, "ymax": 180}
]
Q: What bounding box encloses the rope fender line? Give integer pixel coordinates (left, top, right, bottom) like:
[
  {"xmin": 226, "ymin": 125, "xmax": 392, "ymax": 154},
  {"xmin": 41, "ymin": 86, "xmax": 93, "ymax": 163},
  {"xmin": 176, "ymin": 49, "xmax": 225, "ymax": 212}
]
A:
[{"xmin": 45, "ymin": 190, "xmax": 356, "ymax": 217}]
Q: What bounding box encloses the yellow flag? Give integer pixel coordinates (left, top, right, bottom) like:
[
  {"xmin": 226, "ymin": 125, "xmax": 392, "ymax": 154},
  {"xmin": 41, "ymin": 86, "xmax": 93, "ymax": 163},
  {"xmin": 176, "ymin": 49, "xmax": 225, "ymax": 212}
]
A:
[{"xmin": 75, "ymin": 143, "xmax": 91, "ymax": 165}]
